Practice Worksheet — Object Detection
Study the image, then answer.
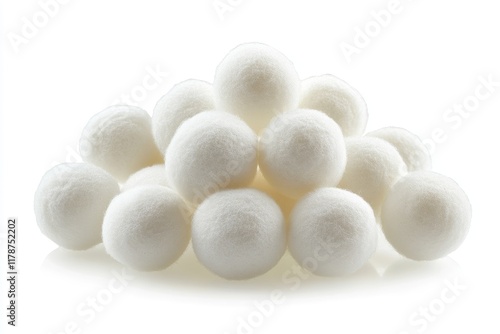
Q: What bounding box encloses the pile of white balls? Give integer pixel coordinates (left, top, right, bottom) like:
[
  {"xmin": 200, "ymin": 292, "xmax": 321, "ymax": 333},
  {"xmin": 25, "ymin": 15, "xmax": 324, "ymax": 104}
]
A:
[{"xmin": 35, "ymin": 43, "xmax": 472, "ymax": 280}]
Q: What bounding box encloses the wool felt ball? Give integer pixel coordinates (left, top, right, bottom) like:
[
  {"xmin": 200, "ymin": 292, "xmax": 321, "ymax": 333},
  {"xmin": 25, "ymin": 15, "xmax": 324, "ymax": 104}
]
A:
[
  {"xmin": 288, "ymin": 188, "xmax": 378, "ymax": 276},
  {"xmin": 79, "ymin": 105, "xmax": 163, "ymax": 182},
  {"xmin": 381, "ymin": 171, "xmax": 471, "ymax": 261},
  {"xmin": 213, "ymin": 42, "xmax": 300, "ymax": 133},
  {"xmin": 192, "ymin": 188, "xmax": 286, "ymax": 280},
  {"xmin": 366, "ymin": 127, "xmax": 431, "ymax": 172},
  {"xmin": 121, "ymin": 164, "xmax": 169, "ymax": 191},
  {"xmin": 34, "ymin": 163, "xmax": 120, "ymax": 250},
  {"xmin": 339, "ymin": 137, "xmax": 407, "ymax": 215},
  {"xmin": 259, "ymin": 109, "xmax": 346, "ymax": 198},
  {"xmin": 152, "ymin": 79, "xmax": 215, "ymax": 154},
  {"xmin": 102, "ymin": 185, "xmax": 191, "ymax": 271},
  {"xmin": 299, "ymin": 74, "xmax": 368, "ymax": 137},
  {"xmin": 165, "ymin": 111, "xmax": 258, "ymax": 204}
]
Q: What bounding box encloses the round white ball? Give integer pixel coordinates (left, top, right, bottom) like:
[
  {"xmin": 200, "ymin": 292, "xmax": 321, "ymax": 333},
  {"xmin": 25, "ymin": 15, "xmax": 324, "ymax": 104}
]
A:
[
  {"xmin": 192, "ymin": 189, "xmax": 286, "ymax": 280},
  {"xmin": 299, "ymin": 74, "xmax": 368, "ymax": 137},
  {"xmin": 259, "ymin": 109, "xmax": 346, "ymax": 198},
  {"xmin": 289, "ymin": 188, "xmax": 378, "ymax": 276},
  {"xmin": 214, "ymin": 43, "xmax": 300, "ymax": 133},
  {"xmin": 80, "ymin": 105, "xmax": 163, "ymax": 181},
  {"xmin": 121, "ymin": 164, "xmax": 169, "ymax": 191},
  {"xmin": 339, "ymin": 137, "xmax": 407, "ymax": 215},
  {"xmin": 102, "ymin": 186, "xmax": 191, "ymax": 271},
  {"xmin": 152, "ymin": 79, "xmax": 215, "ymax": 154},
  {"xmin": 381, "ymin": 171, "xmax": 471, "ymax": 261},
  {"xmin": 34, "ymin": 163, "xmax": 120, "ymax": 250},
  {"xmin": 366, "ymin": 126, "xmax": 431, "ymax": 172},
  {"xmin": 165, "ymin": 111, "xmax": 258, "ymax": 204}
]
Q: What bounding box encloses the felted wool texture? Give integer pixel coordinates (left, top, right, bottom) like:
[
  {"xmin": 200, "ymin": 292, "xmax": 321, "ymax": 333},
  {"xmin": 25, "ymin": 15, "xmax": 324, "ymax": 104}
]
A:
[
  {"xmin": 213, "ymin": 43, "xmax": 300, "ymax": 133},
  {"xmin": 152, "ymin": 79, "xmax": 215, "ymax": 154},
  {"xmin": 288, "ymin": 188, "xmax": 377, "ymax": 276},
  {"xmin": 79, "ymin": 105, "xmax": 163, "ymax": 182},
  {"xmin": 102, "ymin": 185, "xmax": 191, "ymax": 271},
  {"xmin": 250, "ymin": 169, "xmax": 297, "ymax": 218},
  {"xmin": 165, "ymin": 111, "xmax": 258, "ymax": 204},
  {"xmin": 259, "ymin": 109, "xmax": 346, "ymax": 198},
  {"xmin": 121, "ymin": 164, "xmax": 169, "ymax": 192},
  {"xmin": 339, "ymin": 137, "xmax": 407, "ymax": 216},
  {"xmin": 299, "ymin": 74, "xmax": 368, "ymax": 137},
  {"xmin": 34, "ymin": 163, "xmax": 120, "ymax": 250},
  {"xmin": 366, "ymin": 127, "xmax": 431, "ymax": 172},
  {"xmin": 192, "ymin": 188, "xmax": 286, "ymax": 280},
  {"xmin": 381, "ymin": 171, "xmax": 471, "ymax": 261}
]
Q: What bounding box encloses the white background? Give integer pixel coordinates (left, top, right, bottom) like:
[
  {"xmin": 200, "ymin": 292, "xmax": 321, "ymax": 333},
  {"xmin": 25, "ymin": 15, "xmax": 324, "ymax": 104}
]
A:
[{"xmin": 1, "ymin": 0, "xmax": 500, "ymax": 333}]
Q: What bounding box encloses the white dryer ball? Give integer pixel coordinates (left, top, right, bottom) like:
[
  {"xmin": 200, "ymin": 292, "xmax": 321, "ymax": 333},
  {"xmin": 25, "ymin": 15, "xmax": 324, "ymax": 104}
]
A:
[
  {"xmin": 214, "ymin": 43, "xmax": 300, "ymax": 133},
  {"xmin": 366, "ymin": 127, "xmax": 431, "ymax": 172},
  {"xmin": 259, "ymin": 109, "xmax": 346, "ymax": 198},
  {"xmin": 165, "ymin": 111, "xmax": 258, "ymax": 204},
  {"xmin": 289, "ymin": 188, "xmax": 378, "ymax": 276},
  {"xmin": 34, "ymin": 163, "xmax": 120, "ymax": 250},
  {"xmin": 121, "ymin": 164, "xmax": 169, "ymax": 191},
  {"xmin": 299, "ymin": 74, "xmax": 368, "ymax": 137},
  {"xmin": 339, "ymin": 137, "xmax": 407, "ymax": 215},
  {"xmin": 192, "ymin": 189, "xmax": 286, "ymax": 280},
  {"xmin": 152, "ymin": 79, "xmax": 215, "ymax": 154},
  {"xmin": 79, "ymin": 105, "xmax": 163, "ymax": 182},
  {"xmin": 381, "ymin": 171, "xmax": 471, "ymax": 261},
  {"xmin": 102, "ymin": 186, "xmax": 191, "ymax": 271}
]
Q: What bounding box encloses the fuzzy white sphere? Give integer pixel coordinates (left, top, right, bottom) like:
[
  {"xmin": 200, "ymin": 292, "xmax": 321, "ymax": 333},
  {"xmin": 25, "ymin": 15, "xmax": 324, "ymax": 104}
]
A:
[
  {"xmin": 339, "ymin": 137, "xmax": 407, "ymax": 215},
  {"xmin": 80, "ymin": 105, "xmax": 163, "ymax": 181},
  {"xmin": 214, "ymin": 43, "xmax": 300, "ymax": 133},
  {"xmin": 289, "ymin": 188, "xmax": 377, "ymax": 276},
  {"xmin": 299, "ymin": 74, "xmax": 368, "ymax": 137},
  {"xmin": 34, "ymin": 163, "xmax": 120, "ymax": 250},
  {"xmin": 366, "ymin": 127, "xmax": 431, "ymax": 172},
  {"xmin": 381, "ymin": 171, "xmax": 471, "ymax": 261},
  {"xmin": 192, "ymin": 189, "xmax": 286, "ymax": 280},
  {"xmin": 102, "ymin": 186, "xmax": 191, "ymax": 271},
  {"xmin": 152, "ymin": 79, "xmax": 215, "ymax": 154},
  {"xmin": 165, "ymin": 111, "xmax": 258, "ymax": 204},
  {"xmin": 259, "ymin": 109, "xmax": 346, "ymax": 198},
  {"xmin": 121, "ymin": 164, "xmax": 169, "ymax": 191}
]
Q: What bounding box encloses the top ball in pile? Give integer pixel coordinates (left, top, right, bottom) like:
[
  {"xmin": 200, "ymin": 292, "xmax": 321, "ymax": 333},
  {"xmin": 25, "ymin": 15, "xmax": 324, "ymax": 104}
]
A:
[{"xmin": 213, "ymin": 43, "xmax": 301, "ymax": 133}]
